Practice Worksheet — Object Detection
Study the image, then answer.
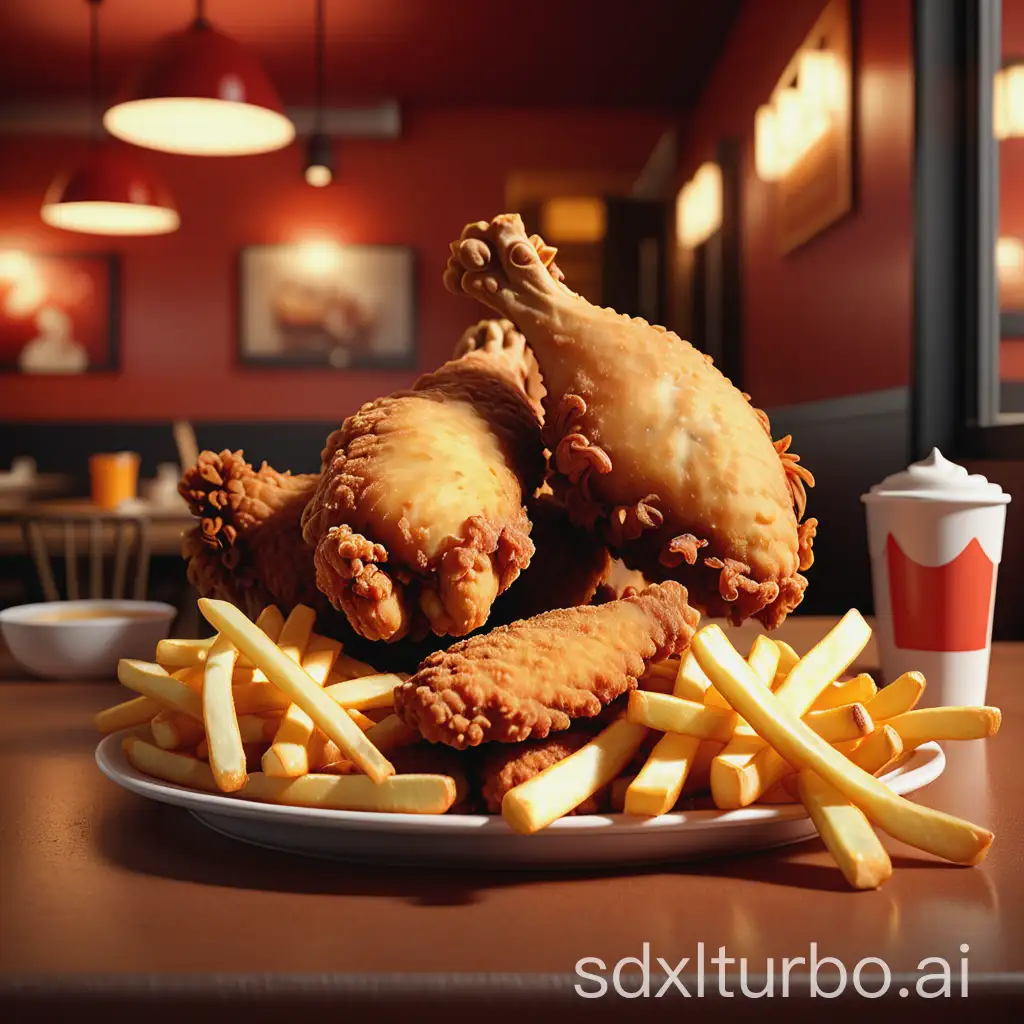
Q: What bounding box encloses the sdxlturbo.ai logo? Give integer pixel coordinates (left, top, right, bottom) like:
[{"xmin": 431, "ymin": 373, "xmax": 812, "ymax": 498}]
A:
[{"xmin": 574, "ymin": 943, "xmax": 971, "ymax": 999}]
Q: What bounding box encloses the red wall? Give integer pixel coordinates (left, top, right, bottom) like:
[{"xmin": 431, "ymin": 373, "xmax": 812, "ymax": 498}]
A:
[
  {"xmin": 679, "ymin": 0, "xmax": 914, "ymax": 407},
  {"xmin": 0, "ymin": 106, "xmax": 669, "ymax": 421},
  {"xmin": 1002, "ymin": 0, "xmax": 1024, "ymax": 375}
]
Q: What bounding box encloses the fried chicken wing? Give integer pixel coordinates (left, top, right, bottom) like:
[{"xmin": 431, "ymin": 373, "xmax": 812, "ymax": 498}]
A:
[
  {"xmin": 179, "ymin": 450, "xmax": 323, "ymax": 620},
  {"xmin": 301, "ymin": 332, "xmax": 546, "ymax": 643},
  {"xmin": 394, "ymin": 580, "xmax": 700, "ymax": 749},
  {"xmin": 444, "ymin": 214, "xmax": 817, "ymax": 628}
]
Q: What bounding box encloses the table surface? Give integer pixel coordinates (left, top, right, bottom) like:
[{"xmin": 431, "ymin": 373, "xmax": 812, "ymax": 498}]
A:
[
  {"xmin": 0, "ymin": 620, "xmax": 1020, "ymax": 1012},
  {"xmin": 0, "ymin": 498, "xmax": 195, "ymax": 558}
]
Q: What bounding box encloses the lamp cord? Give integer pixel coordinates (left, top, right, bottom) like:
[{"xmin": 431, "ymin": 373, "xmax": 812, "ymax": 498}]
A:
[
  {"xmin": 315, "ymin": 0, "xmax": 325, "ymax": 132},
  {"xmin": 87, "ymin": 0, "xmax": 102, "ymax": 142},
  {"xmin": 195, "ymin": 0, "xmax": 207, "ymax": 28}
]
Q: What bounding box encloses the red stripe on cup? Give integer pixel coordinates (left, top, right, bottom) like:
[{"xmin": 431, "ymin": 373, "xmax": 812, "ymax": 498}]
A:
[{"xmin": 887, "ymin": 534, "xmax": 994, "ymax": 651}]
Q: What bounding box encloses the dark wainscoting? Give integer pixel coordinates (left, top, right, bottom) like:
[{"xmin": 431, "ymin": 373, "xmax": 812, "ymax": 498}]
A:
[
  {"xmin": 0, "ymin": 421, "xmax": 337, "ymax": 493},
  {"xmin": 763, "ymin": 387, "xmax": 912, "ymax": 620}
]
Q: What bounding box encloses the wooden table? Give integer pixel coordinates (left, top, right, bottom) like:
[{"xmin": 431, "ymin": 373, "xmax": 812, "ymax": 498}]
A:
[
  {"xmin": 0, "ymin": 621, "xmax": 1020, "ymax": 1023},
  {"xmin": 0, "ymin": 498, "xmax": 195, "ymax": 559}
]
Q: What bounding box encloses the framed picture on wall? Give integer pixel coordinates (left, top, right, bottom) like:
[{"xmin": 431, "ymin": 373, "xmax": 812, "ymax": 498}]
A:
[
  {"xmin": 0, "ymin": 251, "xmax": 120, "ymax": 374},
  {"xmin": 238, "ymin": 242, "xmax": 417, "ymax": 370}
]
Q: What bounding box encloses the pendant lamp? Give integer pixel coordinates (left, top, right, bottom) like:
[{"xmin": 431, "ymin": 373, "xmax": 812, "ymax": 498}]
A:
[
  {"xmin": 41, "ymin": 0, "xmax": 179, "ymax": 236},
  {"xmin": 104, "ymin": 0, "xmax": 295, "ymax": 156},
  {"xmin": 304, "ymin": 0, "xmax": 334, "ymax": 186}
]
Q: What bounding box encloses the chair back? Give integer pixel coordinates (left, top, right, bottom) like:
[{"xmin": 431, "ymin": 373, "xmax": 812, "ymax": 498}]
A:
[{"xmin": 19, "ymin": 514, "xmax": 151, "ymax": 602}]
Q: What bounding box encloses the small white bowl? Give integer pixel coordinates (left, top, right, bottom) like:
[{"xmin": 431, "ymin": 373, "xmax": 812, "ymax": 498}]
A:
[{"xmin": 0, "ymin": 600, "xmax": 176, "ymax": 680}]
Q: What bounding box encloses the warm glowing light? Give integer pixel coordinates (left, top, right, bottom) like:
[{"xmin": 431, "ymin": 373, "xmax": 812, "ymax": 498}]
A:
[
  {"xmin": 0, "ymin": 250, "xmax": 34, "ymax": 280},
  {"xmin": 755, "ymin": 74, "xmax": 832, "ymax": 183},
  {"xmin": 304, "ymin": 164, "xmax": 333, "ymax": 187},
  {"xmin": 755, "ymin": 105, "xmax": 784, "ymax": 182},
  {"xmin": 540, "ymin": 197, "xmax": 607, "ymax": 243},
  {"xmin": 677, "ymin": 162, "xmax": 722, "ymax": 249},
  {"xmin": 104, "ymin": 98, "xmax": 295, "ymax": 157},
  {"xmin": 40, "ymin": 201, "xmax": 180, "ymax": 237},
  {"xmin": 994, "ymin": 63, "xmax": 1024, "ymax": 140},
  {"xmin": 290, "ymin": 239, "xmax": 344, "ymax": 278},
  {"xmin": 0, "ymin": 251, "xmax": 45, "ymax": 316},
  {"xmin": 799, "ymin": 49, "xmax": 845, "ymax": 112},
  {"xmin": 997, "ymin": 236, "xmax": 1024, "ymax": 279}
]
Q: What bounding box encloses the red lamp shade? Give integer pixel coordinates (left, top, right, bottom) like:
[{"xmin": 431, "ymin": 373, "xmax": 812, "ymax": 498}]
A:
[
  {"xmin": 41, "ymin": 145, "xmax": 180, "ymax": 236},
  {"xmin": 103, "ymin": 21, "xmax": 295, "ymax": 156}
]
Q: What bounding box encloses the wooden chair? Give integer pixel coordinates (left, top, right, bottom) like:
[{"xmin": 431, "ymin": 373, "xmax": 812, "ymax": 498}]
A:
[{"xmin": 19, "ymin": 514, "xmax": 152, "ymax": 602}]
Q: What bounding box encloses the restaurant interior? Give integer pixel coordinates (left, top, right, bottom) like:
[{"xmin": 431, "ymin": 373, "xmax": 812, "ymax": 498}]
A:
[{"xmin": 0, "ymin": 0, "xmax": 1021, "ymax": 647}]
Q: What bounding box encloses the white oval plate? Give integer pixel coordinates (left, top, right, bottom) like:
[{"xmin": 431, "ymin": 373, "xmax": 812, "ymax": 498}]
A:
[{"xmin": 96, "ymin": 732, "xmax": 945, "ymax": 868}]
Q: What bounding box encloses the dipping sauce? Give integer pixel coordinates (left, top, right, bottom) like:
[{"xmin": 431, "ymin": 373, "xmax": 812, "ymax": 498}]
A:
[{"xmin": 27, "ymin": 608, "xmax": 167, "ymax": 624}]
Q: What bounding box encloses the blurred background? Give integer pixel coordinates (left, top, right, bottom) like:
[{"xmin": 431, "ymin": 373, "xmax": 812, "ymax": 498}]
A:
[{"xmin": 0, "ymin": 0, "xmax": 1020, "ymax": 637}]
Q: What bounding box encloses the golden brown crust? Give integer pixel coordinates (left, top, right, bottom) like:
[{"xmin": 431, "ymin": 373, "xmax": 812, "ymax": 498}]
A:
[
  {"xmin": 178, "ymin": 450, "xmax": 322, "ymax": 619},
  {"xmin": 300, "ymin": 345, "xmax": 545, "ymax": 642},
  {"xmin": 394, "ymin": 581, "xmax": 700, "ymax": 749},
  {"xmin": 443, "ymin": 212, "xmax": 817, "ymax": 629}
]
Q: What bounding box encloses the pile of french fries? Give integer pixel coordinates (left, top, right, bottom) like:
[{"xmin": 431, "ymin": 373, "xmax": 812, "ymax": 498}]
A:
[
  {"xmin": 501, "ymin": 609, "xmax": 1000, "ymax": 889},
  {"xmin": 98, "ymin": 600, "xmax": 1000, "ymax": 890},
  {"xmin": 97, "ymin": 599, "xmax": 458, "ymax": 815}
]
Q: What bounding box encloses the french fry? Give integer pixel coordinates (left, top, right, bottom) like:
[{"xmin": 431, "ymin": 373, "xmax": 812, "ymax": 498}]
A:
[
  {"xmin": 232, "ymin": 681, "xmax": 292, "ymax": 715},
  {"xmin": 610, "ymin": 774, "xmax": 637, "ymax": 812},
  {"xmin": 263, "ymin": 635, "xmax": 343, "ymax": 778},
  {"xmin": 363, "ymin": 714, "xmax": 420, "ymax": 754},
  {"xmin": 203, "ymin": 633, "xmax": 245, "ymax": 792},
  {"xmin": 275, "ymin": 604, "xmax": 317, "ymax": 663},
  {"xmin": 681, "ymin": 740, "xmax": 724, "ymax": 796},
  {"xmin": 150, "ymin": 710, "xmax": 205, "ymax": 750},
  {"xmin": 235, "ymin": 605, "xmax": 287, "ymax": 670},
  {"xmin": 692, "ymin": 624, "xmax": 993, "ymax": 865},
  {"xmin": 238, "ymin": 772, "xmax": 456, "ymax": 814},
  {"xmin": 117, "ymin": 660, "xmax": 203, "ymax": 720},
  {"xmin": 346, "ymin": 708, "xmax": 376, "ymax": 731},
  {"xmin": 198, "ymin": 598, "xmax": 395, "ymax": 783},
  {"xmin": 812, "ymin": 673, "xmax": 877, "ymax": 711},
  {"xmin": 502, "ymin": 719, "xmax": 649, "ymax": 834},
  {"xmin": 123, "ymin": 735, "xmax": 220, "ymax": 792},
  {"xmin": 746, "ymin": 635, "xmax": 781, "ymax": 690},
  {"xmin": 625, "ymin": 649, "xmax": 715, "ymax": 816},
  {"xmin": 842, "ymin": 724, "xmax": 905, "ymax": 775},
  {"xmin": 94, "ymin": 695, "xmax": 163, "ymax": 734},
  {"xmin": 172, "ymin": 666, "xmax": 205, "ymax": 691},
  {"xmin": 156, "ymin": 636, "xmax": 215, "ymax": 668},
  {"xmin": 862, "ymin": 672, "xmax": 926, "ymax": 721},
  {"xmin": 324, "ymin": 673, "xmax": 405, "ymax": 711},
  {"xmin": 626, "ymin": 690, "xmax": 737, "ymax": 742},
  {"xmin": 672, "ymin": 652, "xmax": 714, "ymax": 703},
  {"xmin": 886, "ymin": 706, "xmax": 1002, "ymax": 749},
  {"xmin": 625, "ymin": 731, "xmax": 701, "ymax": 816},
  {"xmin": 773, "ymin": 640, "xmax": 800, "ymax": 688},
  {"xmin": 711, "ymin": 611, "xmax": 872, "ymax": 808},
  {"xmin": 797, "ymin": 770, "xmax": 893, "ymax": 890},
  {"xmin": 803, "ymin": 702, "xmax": 874, "ymax": 744},
  {"xmin": 330, "ymin": 653, "xmax": 380, "ymax": 681}
]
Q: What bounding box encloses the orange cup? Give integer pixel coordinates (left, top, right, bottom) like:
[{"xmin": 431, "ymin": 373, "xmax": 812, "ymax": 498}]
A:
[{"xmin": 89, "ymin": 451, "xmax": 140, "ymax": 510}]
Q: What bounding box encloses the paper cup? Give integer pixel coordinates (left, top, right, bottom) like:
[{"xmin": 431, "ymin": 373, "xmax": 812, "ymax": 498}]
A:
[{"xmin": 864, "ymin": 498, "xmax": 1007, "ymax": 706}]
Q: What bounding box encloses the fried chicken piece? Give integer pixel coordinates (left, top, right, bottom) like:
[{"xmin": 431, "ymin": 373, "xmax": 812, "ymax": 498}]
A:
[
  {"xmin": 179, "ymin": 450, "xmax": 324, "ymax": 621},
  {"xmin": 444, "ymin": 214, "xmax": 817, "ymax": 628},
  {"xmin": 489, "ymin": 493, "xmax": 611, "ymax": 624},
  {"xmin": 394, "ymin": 580, "xmax": 700, "ymax": 749},
  {"xmin": 477, "ymin": 715, "xmax": 614, "ymax": 813},
  {"xmin": 301, "ymin": 333, "xmax": 545, "ymax": 643}
]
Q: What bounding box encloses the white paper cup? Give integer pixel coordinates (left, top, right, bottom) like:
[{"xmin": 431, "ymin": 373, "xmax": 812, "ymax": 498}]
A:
[{"xmin": 864, "ymin": 497, "xmax": 1008, "ymax": 706}]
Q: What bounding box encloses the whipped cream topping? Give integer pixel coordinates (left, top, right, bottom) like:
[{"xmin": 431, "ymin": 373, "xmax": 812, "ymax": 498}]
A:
[{"xmin": 863, "ymin": 449, "xmax": 1009, "ymax": 504}]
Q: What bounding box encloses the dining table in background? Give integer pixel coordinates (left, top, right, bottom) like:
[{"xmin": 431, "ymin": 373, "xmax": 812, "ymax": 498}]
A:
[
  {"xmin": 0, "ymin": 617, "xmax": 1020, "ymax": 1023},
  {"xmin": 0, "ymin": 497, "xmax": 195, "ymax": 559}
]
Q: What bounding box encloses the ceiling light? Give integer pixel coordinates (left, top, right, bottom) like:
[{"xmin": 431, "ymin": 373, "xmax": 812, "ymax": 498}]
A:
[
  {"xmin": 104, "ymin": 0, "xmax": 294, "ymax": 156},
  {"xmin": 994, "ymin": 59, "xmax": 1024, "ymax": 140},
  {"xmin": 303, "ymin": 1, "xmax": 334, "ymax": 186},
  {"xmin": 41, "ymin": 0, "xmax": 179, "ymax": 237}
]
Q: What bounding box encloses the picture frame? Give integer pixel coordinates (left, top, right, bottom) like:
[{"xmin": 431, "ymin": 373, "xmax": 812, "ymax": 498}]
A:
[
  {"xmin": 238, "ymin": 242, "xmax": 417, "ymax": 370},
  {"xmin": 0, "ymin": 251, "xmax": 120, "ymax": 374}
]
